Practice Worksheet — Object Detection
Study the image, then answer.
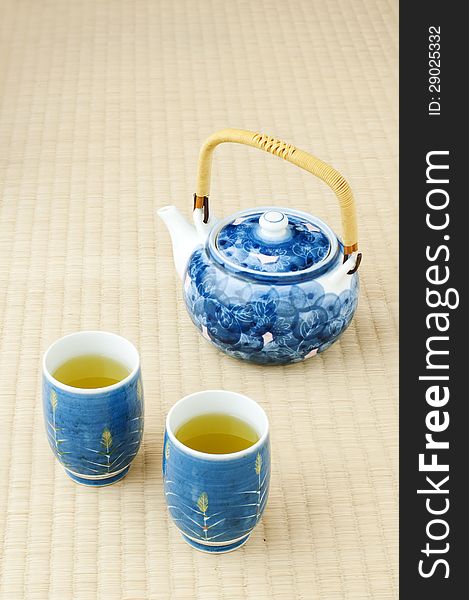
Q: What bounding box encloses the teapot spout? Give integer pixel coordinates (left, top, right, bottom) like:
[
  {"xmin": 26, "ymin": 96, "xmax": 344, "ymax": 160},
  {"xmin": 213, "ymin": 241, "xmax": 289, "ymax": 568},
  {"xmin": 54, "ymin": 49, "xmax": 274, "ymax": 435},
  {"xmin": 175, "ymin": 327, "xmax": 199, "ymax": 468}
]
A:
[{"xmin": 158, "ymin": 205, "xmax": 202, "ymax": 279}]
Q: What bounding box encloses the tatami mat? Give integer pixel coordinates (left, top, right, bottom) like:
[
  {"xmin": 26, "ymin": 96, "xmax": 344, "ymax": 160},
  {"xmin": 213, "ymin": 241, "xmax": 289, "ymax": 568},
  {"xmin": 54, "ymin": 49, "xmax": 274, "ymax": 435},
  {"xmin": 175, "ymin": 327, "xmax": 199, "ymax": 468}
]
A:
[{"xmin": 0, "ymin": 1, "xmax": 398, "ymax": 598}]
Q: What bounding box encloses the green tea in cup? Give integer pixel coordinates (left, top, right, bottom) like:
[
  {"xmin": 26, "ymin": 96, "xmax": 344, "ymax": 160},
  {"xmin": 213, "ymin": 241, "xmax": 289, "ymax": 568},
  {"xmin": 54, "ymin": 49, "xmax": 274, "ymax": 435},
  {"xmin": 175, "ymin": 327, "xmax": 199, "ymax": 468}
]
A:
[
  {"xmin": 53, "ymin": 354, "xmax": 130, "ymax": 389},
  {"xmin": 175, "ymin": 413, "xmax": 259, "ymax": 454}
]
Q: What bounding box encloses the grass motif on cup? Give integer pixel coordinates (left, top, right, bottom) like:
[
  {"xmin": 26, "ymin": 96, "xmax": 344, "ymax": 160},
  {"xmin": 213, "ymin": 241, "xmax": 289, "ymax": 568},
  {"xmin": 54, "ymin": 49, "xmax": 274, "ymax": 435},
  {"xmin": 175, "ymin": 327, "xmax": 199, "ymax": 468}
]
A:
[
  {"xmin": 165, "ymin": 450, "xmax": 269, "ymax": 542},
  {"xmin": 236, "ymin": 452, "xmax": 269, "ymax": 523},
  {"xmin": 46, "ymin": 390, "xmax": 70, "ymax": 465},
  {"xmin": 166, "ymin": 489, "xmax": 227, "ymax": 542},
  {"xmin": 137, "ymin": 377, "xmax": 143, "ymax": 403},
  {"xmin": 81, "ymin": 422, "xmax": 141, "ymax": 476}
]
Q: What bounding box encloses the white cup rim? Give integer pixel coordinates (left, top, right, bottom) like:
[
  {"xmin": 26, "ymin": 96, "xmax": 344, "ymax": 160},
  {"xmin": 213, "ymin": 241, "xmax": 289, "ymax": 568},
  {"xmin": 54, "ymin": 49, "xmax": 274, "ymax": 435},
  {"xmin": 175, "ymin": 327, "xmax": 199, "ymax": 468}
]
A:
[
  {"xmin": 43, "ymin": 330, "xmax": 140, "ymax": 395},
  {"xmin": 166, "ymin": 389, "xmax": 269, "ymax": 461}
]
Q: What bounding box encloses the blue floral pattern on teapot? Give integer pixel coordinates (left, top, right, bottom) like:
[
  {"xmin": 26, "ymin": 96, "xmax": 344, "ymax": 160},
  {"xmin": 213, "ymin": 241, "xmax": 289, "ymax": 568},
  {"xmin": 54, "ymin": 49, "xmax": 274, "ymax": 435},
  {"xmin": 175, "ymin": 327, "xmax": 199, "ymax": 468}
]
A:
[
  {"xmin": 183, "ymin": 245, "xmax": 359, "ymax": 365},
  {"xmin": 216, "ymin": 213, "xmax": 331, "ymax": 273},
  {"xmin": 160, "ymin": 205, "xmax": 360, "ymax": 365}
]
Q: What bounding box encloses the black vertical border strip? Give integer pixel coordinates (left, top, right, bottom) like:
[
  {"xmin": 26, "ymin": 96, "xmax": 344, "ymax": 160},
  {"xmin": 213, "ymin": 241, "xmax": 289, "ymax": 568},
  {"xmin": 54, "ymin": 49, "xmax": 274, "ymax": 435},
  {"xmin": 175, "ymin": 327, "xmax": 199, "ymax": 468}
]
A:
[{"xmin": 400, "ymin": 2, "xmax": 466, "ymax": 596}]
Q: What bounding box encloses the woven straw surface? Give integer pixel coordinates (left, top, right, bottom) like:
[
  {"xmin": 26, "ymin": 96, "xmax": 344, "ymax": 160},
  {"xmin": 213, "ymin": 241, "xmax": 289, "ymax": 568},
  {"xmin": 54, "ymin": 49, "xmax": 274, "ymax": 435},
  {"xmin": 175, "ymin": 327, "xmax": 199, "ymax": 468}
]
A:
[{"xmin": 0, "ymin": 1, "xmax": 398, "ymax": 598}]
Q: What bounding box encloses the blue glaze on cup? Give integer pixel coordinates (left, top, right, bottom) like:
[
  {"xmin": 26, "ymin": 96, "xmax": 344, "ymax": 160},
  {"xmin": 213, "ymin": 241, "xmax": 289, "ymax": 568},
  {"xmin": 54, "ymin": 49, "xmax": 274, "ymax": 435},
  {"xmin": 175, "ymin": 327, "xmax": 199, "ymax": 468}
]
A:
[
  {"xmin": 42, "ymin": 331, "xmax": 144, "ymax": 486},
  {"xmin": 163, "ymin": 390, "xmax": 270, "ymax": 553}
]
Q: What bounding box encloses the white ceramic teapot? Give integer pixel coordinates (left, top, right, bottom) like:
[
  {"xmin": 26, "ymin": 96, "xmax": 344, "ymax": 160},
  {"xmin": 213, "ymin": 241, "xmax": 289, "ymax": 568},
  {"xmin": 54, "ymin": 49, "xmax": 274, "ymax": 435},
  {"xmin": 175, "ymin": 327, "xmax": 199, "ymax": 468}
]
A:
[{"xmin": 159, "ymin": 129, "xmax": 361, "ymax": 365}]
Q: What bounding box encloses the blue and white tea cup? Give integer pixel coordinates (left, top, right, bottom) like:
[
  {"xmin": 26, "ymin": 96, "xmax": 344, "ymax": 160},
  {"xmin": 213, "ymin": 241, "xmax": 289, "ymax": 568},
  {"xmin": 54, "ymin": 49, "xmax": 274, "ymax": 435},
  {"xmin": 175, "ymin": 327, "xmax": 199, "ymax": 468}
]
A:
[
  {"xmin": 163, "ymin": 390, "xmax": 270, "ymax": 553},
  {"xmin": 42, "ymin": 331, "xmax": 144, "ymax": 486}
]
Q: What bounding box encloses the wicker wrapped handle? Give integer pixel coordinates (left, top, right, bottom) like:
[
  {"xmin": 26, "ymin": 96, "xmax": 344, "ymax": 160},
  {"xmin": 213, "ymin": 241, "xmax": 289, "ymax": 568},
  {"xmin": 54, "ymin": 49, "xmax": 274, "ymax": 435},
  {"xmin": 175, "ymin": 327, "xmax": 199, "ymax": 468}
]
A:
[{"xmin": 194, "ymin": 128, "xmax": 358, "ymax": 255}]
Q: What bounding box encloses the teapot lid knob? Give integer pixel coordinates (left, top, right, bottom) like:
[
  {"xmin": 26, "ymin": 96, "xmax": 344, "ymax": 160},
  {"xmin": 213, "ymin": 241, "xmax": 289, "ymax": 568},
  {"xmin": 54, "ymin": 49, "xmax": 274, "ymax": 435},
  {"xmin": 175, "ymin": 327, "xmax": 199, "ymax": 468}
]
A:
[{"xmin": 258, "ymin": 211, "xmax": 289, "ymax": 241}]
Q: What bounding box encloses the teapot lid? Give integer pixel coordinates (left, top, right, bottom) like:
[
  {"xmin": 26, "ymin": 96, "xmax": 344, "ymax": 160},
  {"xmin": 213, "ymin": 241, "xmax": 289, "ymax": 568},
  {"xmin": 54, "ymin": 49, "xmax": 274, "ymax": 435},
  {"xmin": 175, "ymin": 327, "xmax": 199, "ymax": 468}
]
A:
[{"xmin": 208, "ymin": 207, "xmax": 340, "ymax": 281}]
